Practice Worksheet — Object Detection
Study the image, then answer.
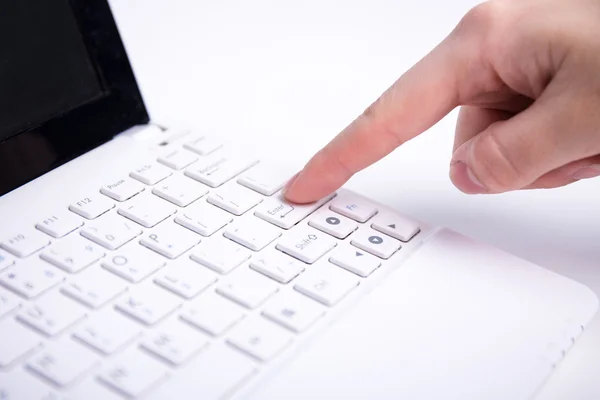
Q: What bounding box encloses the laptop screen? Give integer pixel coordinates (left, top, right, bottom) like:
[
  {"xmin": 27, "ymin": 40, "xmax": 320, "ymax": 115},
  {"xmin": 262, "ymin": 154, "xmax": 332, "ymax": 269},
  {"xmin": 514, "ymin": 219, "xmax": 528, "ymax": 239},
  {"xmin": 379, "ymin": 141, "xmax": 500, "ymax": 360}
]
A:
[{"xmin": 0, "ymin": 0, "xmax": 107, "ymax": 141}]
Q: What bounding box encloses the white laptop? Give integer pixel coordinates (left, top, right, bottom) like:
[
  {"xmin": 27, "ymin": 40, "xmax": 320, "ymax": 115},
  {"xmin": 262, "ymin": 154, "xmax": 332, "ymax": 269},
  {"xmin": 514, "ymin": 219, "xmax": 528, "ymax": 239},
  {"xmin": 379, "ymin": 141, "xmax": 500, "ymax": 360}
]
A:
[{"xmin": 0, "ymin": 1, "xmax": 597, "ymax": 400}]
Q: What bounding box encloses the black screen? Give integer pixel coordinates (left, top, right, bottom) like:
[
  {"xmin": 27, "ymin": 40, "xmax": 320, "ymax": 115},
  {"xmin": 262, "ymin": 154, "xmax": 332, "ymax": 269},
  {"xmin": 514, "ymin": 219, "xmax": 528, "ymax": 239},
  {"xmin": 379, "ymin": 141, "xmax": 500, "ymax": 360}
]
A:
[{"xmin": 0, "ymin": 0, "xmax": 106, "ymax": 141}]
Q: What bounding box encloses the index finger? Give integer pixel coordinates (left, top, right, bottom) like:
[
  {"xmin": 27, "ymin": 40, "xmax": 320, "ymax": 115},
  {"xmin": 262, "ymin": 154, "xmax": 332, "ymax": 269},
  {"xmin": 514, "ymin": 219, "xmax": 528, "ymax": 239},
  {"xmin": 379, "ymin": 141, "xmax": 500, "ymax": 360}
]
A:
[{"xmin": 283, "ymin": 38, "xmax": 464, "ymax": 204}]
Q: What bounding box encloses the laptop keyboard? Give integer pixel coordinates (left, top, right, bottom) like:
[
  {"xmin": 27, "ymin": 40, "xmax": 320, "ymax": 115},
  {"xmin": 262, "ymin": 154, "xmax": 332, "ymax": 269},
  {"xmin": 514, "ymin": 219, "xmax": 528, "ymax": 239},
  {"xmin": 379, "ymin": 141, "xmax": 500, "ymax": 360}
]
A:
[{"xmin": 0, "ymin": 135, "xmax": 422, "ymax": 400}]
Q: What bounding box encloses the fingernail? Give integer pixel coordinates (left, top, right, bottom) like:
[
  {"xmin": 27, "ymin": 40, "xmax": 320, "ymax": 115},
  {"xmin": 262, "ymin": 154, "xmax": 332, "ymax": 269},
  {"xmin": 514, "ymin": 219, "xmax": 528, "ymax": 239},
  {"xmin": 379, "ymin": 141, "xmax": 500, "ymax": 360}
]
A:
[
  {"xmin": 573, "ymin": 165, "xmax": 600, "ymax": 180},
  {"xmin": 450, "ymin": 161, "xmax": 487, "ymax": 194}
]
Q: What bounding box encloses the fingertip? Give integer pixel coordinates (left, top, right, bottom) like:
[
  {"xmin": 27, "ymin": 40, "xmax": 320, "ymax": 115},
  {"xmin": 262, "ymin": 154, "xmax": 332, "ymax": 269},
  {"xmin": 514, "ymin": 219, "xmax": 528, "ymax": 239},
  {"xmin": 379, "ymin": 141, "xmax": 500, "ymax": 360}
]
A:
[{"xmin": 449, "ymin": 161, "xmax": 488, "ymax": 194}]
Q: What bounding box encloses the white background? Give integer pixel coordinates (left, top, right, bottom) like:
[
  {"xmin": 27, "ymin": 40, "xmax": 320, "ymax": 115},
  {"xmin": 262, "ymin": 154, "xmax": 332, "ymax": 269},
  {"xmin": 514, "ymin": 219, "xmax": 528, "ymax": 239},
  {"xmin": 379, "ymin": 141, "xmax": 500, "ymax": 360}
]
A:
[{"xmin": 108, "ymin": 0, "xmax": 600, "ymax": 398}]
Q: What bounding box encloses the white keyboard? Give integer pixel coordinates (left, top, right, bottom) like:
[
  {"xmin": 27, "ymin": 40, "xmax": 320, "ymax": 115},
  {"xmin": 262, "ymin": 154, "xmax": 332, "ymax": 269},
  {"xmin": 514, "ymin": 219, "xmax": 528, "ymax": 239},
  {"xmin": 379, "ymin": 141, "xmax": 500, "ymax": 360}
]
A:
[{"xmin": 0, "ymin": 135, "xmax": 423, "ymax": 400}]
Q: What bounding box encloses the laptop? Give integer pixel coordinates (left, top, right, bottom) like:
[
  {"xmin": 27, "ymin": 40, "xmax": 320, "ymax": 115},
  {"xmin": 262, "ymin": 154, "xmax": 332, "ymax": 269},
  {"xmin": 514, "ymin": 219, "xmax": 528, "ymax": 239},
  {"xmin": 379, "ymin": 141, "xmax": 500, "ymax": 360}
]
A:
[{"xmin": 0, "ymin": 1, "xmax": 597, "ymax": 399}]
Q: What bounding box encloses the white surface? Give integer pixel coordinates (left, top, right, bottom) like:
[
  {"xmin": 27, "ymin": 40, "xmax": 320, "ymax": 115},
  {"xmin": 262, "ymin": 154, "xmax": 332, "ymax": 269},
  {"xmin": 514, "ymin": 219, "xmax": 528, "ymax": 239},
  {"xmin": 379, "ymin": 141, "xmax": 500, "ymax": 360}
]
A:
[{"xmin": 108, "ymin": 0, "xmax": 600, "ymax": 398}]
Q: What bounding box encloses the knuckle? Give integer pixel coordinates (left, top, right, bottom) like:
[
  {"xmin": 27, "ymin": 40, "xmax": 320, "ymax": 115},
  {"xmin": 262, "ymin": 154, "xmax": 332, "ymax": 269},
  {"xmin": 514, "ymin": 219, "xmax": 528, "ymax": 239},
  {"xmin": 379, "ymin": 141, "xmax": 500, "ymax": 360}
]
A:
[
  {"xmin": 359, "ymin": 94, "xmax": 405, "ymax": 148},
  {"xmin": 454, "ymin": 0, "xmax": 512, "ymax": 51}
]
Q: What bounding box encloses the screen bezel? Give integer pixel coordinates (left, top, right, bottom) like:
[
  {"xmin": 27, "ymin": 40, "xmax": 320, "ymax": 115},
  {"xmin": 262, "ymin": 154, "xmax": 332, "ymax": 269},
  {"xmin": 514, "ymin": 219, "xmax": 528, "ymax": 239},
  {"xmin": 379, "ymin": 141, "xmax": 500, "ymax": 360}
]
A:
[{"xmin": 0, "ymin": 0, "xmax": 149, "ymax": 197}]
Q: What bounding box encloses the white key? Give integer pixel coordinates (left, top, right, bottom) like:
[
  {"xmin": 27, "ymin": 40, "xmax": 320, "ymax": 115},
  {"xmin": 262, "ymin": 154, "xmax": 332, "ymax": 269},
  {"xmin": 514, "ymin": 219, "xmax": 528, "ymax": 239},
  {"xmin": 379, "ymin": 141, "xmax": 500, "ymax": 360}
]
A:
[
  {"xmin": 62, "ymin": 267, "xmax": 127, "ymax": 309},
  {"xmin": 329, "ymin": 246, "xmax": 381, "ymax": 277},
  {"xmin": 351, "ymin": 227, "xmax": 402, "ymax": 259},
  {"xmin": 294, "ymin": 262, "xmax": 359, "ymax": 306},
  {"xmin": 118, "ymin": 195, "xmax": 177, "ymax": 228},
  {"xmin": 227, "ymin": 318, "xmax": 293, "ymax": 361},
  {"xmin": 181, "ymin": 292, "xmax": 245, "ymax": 336},
  {"xmin": 130, "ymin": 163, "xmax": 173, "ymax": 185},
  {"xmin": 184, "ymin": 136, "xmax": 224, "ymax": 155},
  {"xmin": 74, "ymin": 311, "xmax": 141, "ymax": 355},
  {"xmin": 146, "ymin": 344, "xmax": 257, "ymax": 400},
  {"xmin": 0, "ymin": 261, "xmax": 64, "ymax": 299},
  {"xmin": 80, "ymin": 213, "xmax": 142, "ymax": 250},
  {"xmin": 224, "ymin": 218, "xmax": 282, "ymax": 251},
  {"xmin": 0, "ymin": 370, "xmax": 53, "ymax": 400},
  {"xmin": 237, "ymin": 163, "xmax": 295, "ymax": 196},
  {"xmin": 308, "ymin": 210, "xmax": 358, "ymax": 239},
  {"xmin": 140, "ymin": 319, "xmax": 209, "ymax": 365},
  {"xmin": 276, "ymin": 226, "xmax": 337, "ymax": 264},
  {"xmin": 0, "ymin": 250, "xmax": 15, "ymax": 271},
  {"xmin": 116, "ymin": 287, "xmax": 181, "ymax": 325},
  {"xmin": 101, "ymin": 178, "xmax": 145, "ymax": 202},
  {"xmin": 329, "ymin": 193, "xmax": 378, "ymax": 223},
  {"xmin": 67, "ymin": 379, "xmax": 124, "ymax": 400},
  {"xmin": 140, "ymin": 223, "xmax": 201, "ymax": 259},
  {"xmin": 152, "ymin": 174, "xmax": 208, "ymax": 207},
  {"xmin": 0, "ymin": 230, "xmax": 50, "ymax": 258},
  {"xmin": 254, "ymin": 192, "xmax": 336, "ymax": 229},
  {"xmin": 99, "ymin": 349, "xmax": 167, "ymax": 398},
  {"xmin": 35, "ymin": 211, "xmax": 83, "ymax": 238},
  {"xmin": 102, "ymin": 246, "xmax": 166, "ymax": 283},
  {"xmin": 217, "ymin": 268, "xmax": 279, "ymax": 309},
  {"xmin": 371, "ymin": 212, "xmax": 421, "ymax": 242},
  {"xmin": 40, "ymin": 236, "xmax": 105, "ymax": 273},
  {"xmin": 154, "ymin": 259, "xmax": 217, "ymax": 299},
  {"xmin": 18, "ymin": 291, "xmax": 87, "ymax": 337},
  {"xmin": 69, "ymin": 195, "xmax": 115, "ymax": 220},
  {"xmin": 184, "ymin": 151, "xmax": 258, "ymax": 188},
  {"xmin": 27, "ymin": 338, "xmax": 98, "ymax": 387},
  {"xmin": 0, "ymin": 287, "xmax": 20, "ymax": 319},
  {"xmin": 249, "ymin": 250, "xmax": 305, "ymax": 284},
  {"xmin": 157, "ymin": 150, "xmax": 198, "ymax": 170},
  {"xmin": 263, "ymin": 292, "xmax": 325, "ymax": 332},
  {"xmin": 0, "ymin": 318, "xmax": 41, "ymax": 367},
  {"xmin": 207, "ymin": 184, "xmax": 263, "ymax": 216},
  {"xmin": 190, "ymin": 237, "xmax": 250, "ymax": 274},
  {"xmin": 174, "ymin": 201, "xmax": 232, "ymax": 236}
]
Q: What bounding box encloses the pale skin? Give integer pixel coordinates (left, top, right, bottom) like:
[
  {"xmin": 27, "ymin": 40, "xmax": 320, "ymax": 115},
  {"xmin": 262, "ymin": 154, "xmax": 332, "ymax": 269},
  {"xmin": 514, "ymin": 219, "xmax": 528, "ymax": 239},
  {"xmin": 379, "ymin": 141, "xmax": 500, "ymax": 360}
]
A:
[{"xmin": 283, "ymin": 0, "xmax": 600, "ymax": 204}]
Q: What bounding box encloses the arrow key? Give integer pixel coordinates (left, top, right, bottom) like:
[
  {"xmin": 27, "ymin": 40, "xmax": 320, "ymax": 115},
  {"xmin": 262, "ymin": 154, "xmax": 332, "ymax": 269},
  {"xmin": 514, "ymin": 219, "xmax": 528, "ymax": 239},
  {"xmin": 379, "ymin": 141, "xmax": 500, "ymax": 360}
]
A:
[
  {"xmin": 329, "ymin": 246, "xmax": 381, "ymax": 277},
  {"xmin": 371, "ymin": 213, "xmax": 420, "ymax": 242}
]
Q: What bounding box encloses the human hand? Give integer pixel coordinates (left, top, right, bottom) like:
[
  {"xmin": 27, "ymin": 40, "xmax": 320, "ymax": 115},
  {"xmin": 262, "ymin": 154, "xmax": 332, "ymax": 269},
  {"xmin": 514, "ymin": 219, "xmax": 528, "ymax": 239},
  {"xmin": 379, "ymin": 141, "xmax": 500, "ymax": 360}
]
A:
[{"xmin": 283, "ymin": 0, "xmax": 600, "ymax": 203}]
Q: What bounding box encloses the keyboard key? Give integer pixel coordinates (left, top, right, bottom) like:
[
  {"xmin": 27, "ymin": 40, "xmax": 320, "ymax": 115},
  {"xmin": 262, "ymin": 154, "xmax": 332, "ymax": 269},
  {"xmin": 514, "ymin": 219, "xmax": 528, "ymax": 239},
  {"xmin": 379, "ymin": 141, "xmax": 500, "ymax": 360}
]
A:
[
  {"xmin": 99, "ymin": 349, "xmax": 168, "ymax": 398},
  {"xmin": 130, "ymin": 163, "xmax": 173, "ymax": 185},
  {"xmin": 0, "ymin": 370, "xmax": 53, "ymax": 400},
  {"xmin": 174, "ymin": 201, "xmax": 232, "ymax": 236},
  {"xmin": 329, "ymin": 193, "xmax": 378, "ymax": 223},
  {"xmin": 0, "ymin": 287, "xmax": 19, "ymax": 319},
  {"xmin": 67, "ymin": 379, "xmax": 124, "ymax": 400},
  {"xmin": 146, "ymin": 344, "xmax": 257, "ymax": 400},
  {"xmin": 329, "ymin": 246, "xmax": 381, "ymax": 277},
  {"xmin": 0, "ymin": 318, "xmax": 41, "ymax": 367},
  {"xmin": 249, "ymin": 250, "xmax": 305, "ymax": 284},
  {"xmin": 237, "ymin": 163, "xmax": 295, "ymax": 196},
  {"xmin": 254, "ymin": 192, "xmax": 336, "ymax": 229},
  {"xmin": 80, "ymin": 213, "xmax": 142, "ymax": 250},
  {"xmin": 0, "ymin": 230, "xmax": 50, "ymax": 258},
  {"xmin": 351, "ymin": 227, "xmax": 402, "ymax": 259},
  {"xmin": 18, "ymin": 291, "xmax": 87, "ymax": 337},
  {"xmin": 276, "ymin": 226, "xmax": 337, "ymax": 264},
  {"xmin": 190, "ymin": 237, "xmax": 250, "ymax": 274},
  {"xmin": 294, "ymin": 262, "xmax": 359, "ymax": 306},
  {"xmin": 308, "ymin": 210, "xmax": 358, "ymax": 239},
  {"xmin": 0, "ymin": 261, "xmax": 64, "ymax": 299},
  {"xmin": 371, "ymin": 212, "xmax": 421, "ymax": 242},
  {"xmin": 184, "ymin": 151, "xmax": 258, "ymax": 188},
  {"xmin": 118, "ymin": 195, "xmax": 177, "ymax": 228},
  {"xmin": 157, "ymin": 150, "xmax": 198, "ymax": 170},
  {"xmin": 184, "ymin": 136, "xmax": 224, "ymax": 155},
  {"xmin": 224, "ymin": 217, "xmax": 282, "ymax": 251},
  {"xmin": 152, "ymin": 174, "xmax": 208, "ymax": 207},
  {"xmin": 181, "ymin": 292, "xmax": 245, "ymax": 336},
  {"xmin": 62, "ymin": 267, "xmax": 127, "ymax": 309},
  {"xmin": 35, "ymin": 211, "xmax": 83, "ymax": 238},
  {"xmin": 216, "ymin": 268, "xmax": 279, "ymax": 309},
  {"xmin": 0, "ymin": 250, "xmax": 15, "ymax": 271},
  {"xmin": 227, "ymin": 318, "xmax": 293, "ymax": 362},
  {"xmin": 207, "ymin": 184, "xmax": 263, "ymax": 216},
  {"xmin": 102, "ymin": 246, "xmax": 166, "ymax": 283},
  {"xmin": 116, "ymin": 287, "xmax": 182, "ymax": 325},
  {"xmin": 101, "ymin": 178, "xmax": 145, "ymax": 202},
  {"xmin": 69, "ymin": 195, "xmax": 115, "ymax": 220},
  {"xmin": 40, "ymin": 235, "xmax": 105, "ymax": 273},
  {"xmin": 154, "ymin": 259, "xmax": 217, "ymax": 299},
  {"xmin": 263, "ymin": 292, "xmax": 325, "ymax": 332},
  {"xmin": 74, "ymin": 311, "xmax": 141, "ymax": 355},
  {"xmin": 140, "ymin": 319, "xmax": 209, "ymax": 366},
  {"xmin": 27, "ymin": 338, "xmax": 98, "ymax": 387},
  {"xmin": 140, "ymin": 223, "xmax": 201, "ymax": 259}
]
